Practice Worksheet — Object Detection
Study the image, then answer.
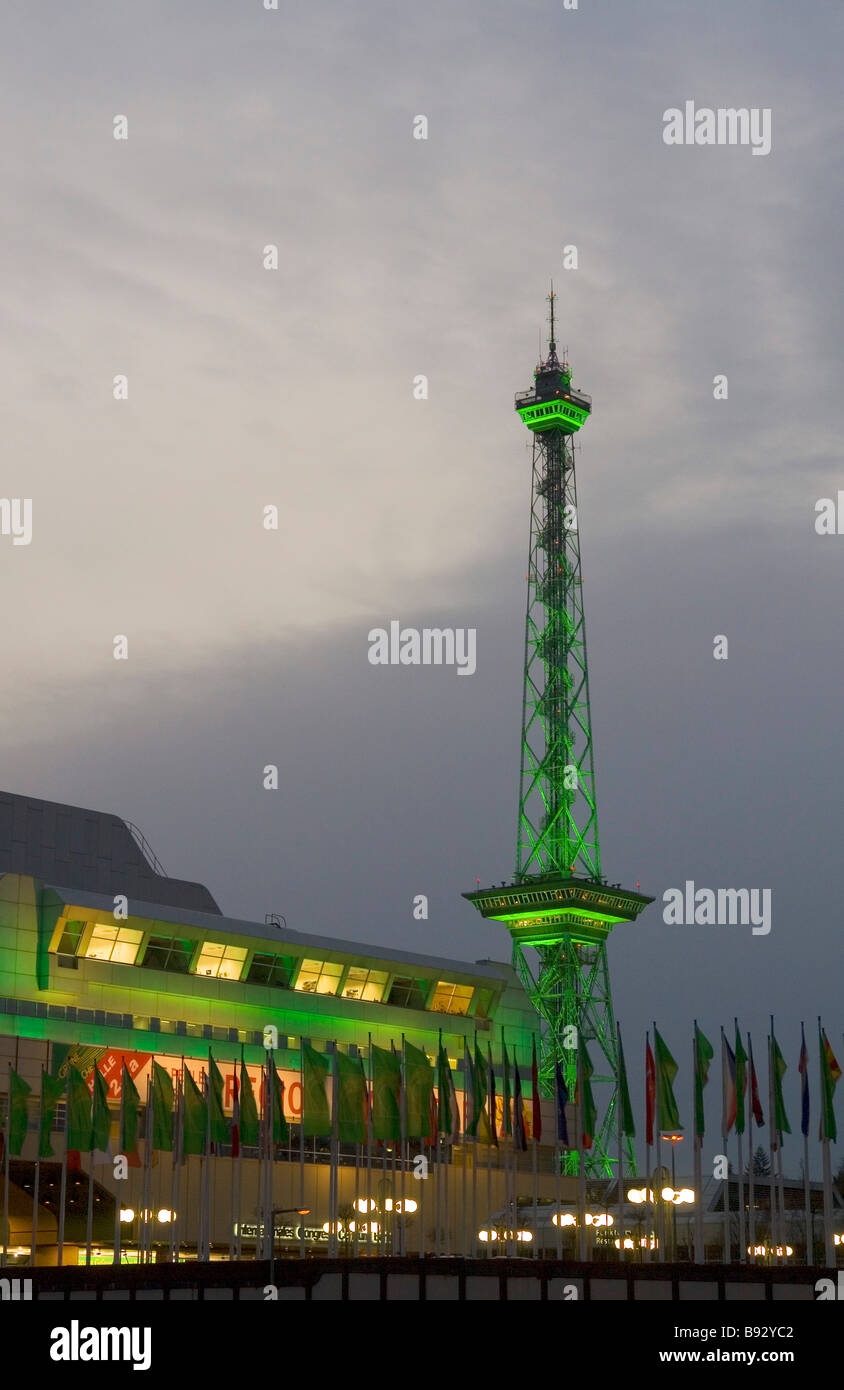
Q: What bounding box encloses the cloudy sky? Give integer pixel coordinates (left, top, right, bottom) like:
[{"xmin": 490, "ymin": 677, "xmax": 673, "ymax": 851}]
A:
[{"xmin": 2, "ymin": 0, "xmax": 843, "ymax": 1165}]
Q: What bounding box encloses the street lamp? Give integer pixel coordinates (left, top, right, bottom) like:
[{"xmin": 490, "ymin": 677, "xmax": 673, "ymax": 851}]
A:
[{"xmin": 269, "ymin": 1207, "xmax": 310, "ymax": 1287}]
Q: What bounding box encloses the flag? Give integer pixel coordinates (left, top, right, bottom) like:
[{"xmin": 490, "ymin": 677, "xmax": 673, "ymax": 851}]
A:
[
  {"xmin": 269, "ymin": 1056, "xmax": 289, "ymax": 1144},
  {"xmin": 447, "ymin": 1060, "xmax": 461, "ymax": 1141},
  {"xmin": 577, "ymin": 1037, "xmax": 596, "ymax": 1150},
  {"xmin": 437, "ymin": 1038, "xmax": 453, "ymax": 1138},
  {"xmin": 469, "ymin": 1040, "xmax": 489, "ymax": 1141},
  {"xmin": 799, "ymin": 1025, "xmax": 810, "ymax": 1139},
  {"xmin": 336, "ymin": 1051, "xmax": 366, "ymax": 1144},
  {"xmin": 748, "ymin": 1037, "xmax": 764, "ymax": 1128},
  {"xmin": 531, "ymin": 1037, "xmax": 542, "ymax": 1143},
  {"xmin": 502, "ymin": 1043, "xmax": 512, "ymax": 1137},
  {"xmin": 771, "ymin": 1034, "xmax": 791, "ymax": 1139},
  {"xmin": 404, "ymin": 1041, "xmax": 433, "ymax": 1140},
  {"xmin": 182, "ymin": 1068, "xmax": 207, "ymax": 1156},
  {"xmin": 120, "ymin": 1063, "xmax": 141, "ymax": 1157},
  {"xmin": 819, "ymin": 1025, "xmax": 841, "ymax": 1143},
  {"xmin": 654, "ymin": 1028, "xmax": 682, "ymax": 1131},
  {"xmin": 463, "ymin": 1042, "xmax": 475, "ymax": 1136},
  {"xmin": 151, "ymin": 1062, "xmax": 174, "ymax": 1152},
  {"xmin": 645, "ymin": 1037, "xmax": 655, "ymax": 1147},
  {"xmin": 239, "ymin": 1060, "xmax": 260, "ymax": 1147},
  {"xmin": 693, "ymin": 1026, "xmax": 714, "ymax": 1139},
  {"xmin": 302, "ymin": 1042, "xmax": 331, "ymax": 1138},
  {"xmin": 67, "ymin": 1066, "xmax": 93, "ymax": 1152},
  {"xmin": 91, "ymin": 1065, "xmax": 111, "ymax": 1153},
  {"xmin": 487, "ymin": 1044, "xmax": 498, "ymax": 1148},
  {"xmin": 208, "ymin": 1053, "xmax": 228, "ymax": 1147},
  {"xmin": 513, "ymin": 1053, "xmax": 527, "ymax": 1152},
  {"xmin": 8, "ymin": 1069, "xmax": 32, "ymax": 1156},
  {"xmin": 371, "ymin": 1045, "xmax": 401, "ymax": 1141},
  {"xmin": 38, "ymin": 1071, "xmax": 65, "ymax": 1159},
  {"xmin": 721, "ymin": 1032, "xmax": 737, "ymax": 1136},
  {"xmin": 617, "ymin": 1027, "xmax": 635, "ymax": 1139},
  {"xmin": 734, "ymin": 1026, "xmax": 748, "ymax": 1136},
  {"xmin": 554, "ymin": 1060, "xmax": 569, "ymax": 1146}
]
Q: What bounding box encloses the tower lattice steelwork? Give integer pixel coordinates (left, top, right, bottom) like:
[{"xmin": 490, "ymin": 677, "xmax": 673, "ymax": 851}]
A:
[{"xmin": 465, "ymin": 290, "xmax": 652, "ymax": 1176}]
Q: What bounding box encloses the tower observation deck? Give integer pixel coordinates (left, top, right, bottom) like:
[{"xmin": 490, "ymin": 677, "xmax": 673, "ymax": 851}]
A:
[{"xmin": 464, "ymin": 289, "xmax": 652, "ymax": 1175}]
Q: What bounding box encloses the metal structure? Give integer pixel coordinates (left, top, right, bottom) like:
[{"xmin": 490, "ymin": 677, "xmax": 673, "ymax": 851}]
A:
[{"xmin": 465, "ymin": 289, "xmax": 652, "ymax": 1175}]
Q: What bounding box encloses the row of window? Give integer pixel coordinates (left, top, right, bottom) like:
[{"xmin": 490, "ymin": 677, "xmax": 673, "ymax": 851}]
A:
[{"xmin": 53, "ymin": 923, "xmax": 476, "ymax": 1016}]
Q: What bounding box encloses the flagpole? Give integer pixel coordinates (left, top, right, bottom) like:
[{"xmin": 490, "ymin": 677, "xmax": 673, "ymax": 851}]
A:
[
  {"xmin": 616, "ymin": 1024, "xmax": 624, "ymax": 1262},
  {"xmin": 720, "ymin": 1028, "xmax": 730, "ymax": 1265},
  {"xmin": 819, "ymin": 1018, "xmax": 834, "ymax": 1267},
  {"xmin": 232, "ymin": 1060, "xmax": 241, "ymax": 1262},
  {"xmin": 329, "ymin": 1047, "xmax": 339, "ymax": 1259},
  {"xmin": 298, "ymin": 1043, "xmax": 306, "ymax": 1260},
  {"xmin": 170, "ymin": 1065, "xmax": 183, "ymax": 1264},
  {"xmin": 2, "ymin": 1063, "xmax": 11, "ymax": 1267},
  {"xmin": 576, "ymin": 1043, "xmax": 586, "ymax": 1262},
  {"xmin": 85, "ymin": 1072, "xmax": 95, "ymax": 1266},
  {"xmin": 735, "ymin": 1020, "xmax": 746, "ymax": 1265},
  {"xmin": 654, "ymin": 1022, "xmax": 664, "ymax": 1265},
  {"xmin": 747, "ymin": 1034, "xmax": 756, "ymax": 1258},
  {"xmin": 800, "ymin": 1024, "xmax": 810, "ymax": 1265},
  {"xmin": 644, "ymin": 1031, "xmax": 652, "ymax": 1264},
  {"xmin": 229, "ymin": 1062, "xmax": 237, "ymax": 1263},
  {"xmin": 692, "ymin": 1024, "xmax": 703, "ymax": 1265},
  {"xmin": 471, "ymin": 1037, "xmax": 478, "ymax": 1261},
  {"xmin": 114, "ymin": 1076, "xmax": 125, "ymax": 1266},
  {"xmin": 141, "ymin": 1074, "xmax": 153, "ymax": 1264},
  {"xmin": 365, "ymin": 1035, "xmax": 373, "ymax": 1257},
  {"xmin": 553, "ymin": 1060, "xmax": 562, "ymax": 1260},
  {"xmin": 30, "ymin": 1067, "xmax": 43, "ymax": 1267},
  {"xmin": 57, "ymin": 1071, "xmax": 69, "ymax": 1267},
  {"xmin": 767, "ymin": 1027, "xmax": 778, "ymax": 1262}
]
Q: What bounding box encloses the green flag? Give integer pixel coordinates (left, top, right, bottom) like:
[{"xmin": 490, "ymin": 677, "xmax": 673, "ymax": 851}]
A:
[
  {"xmin": 616, "ymin": 1028, "xmax": 635, "ymax": 1139},
  {"xmin": 771, "ymin": 1034, "xmax": 791, "ymax": 1137},
  {"xmin": 120, "ymin": 1064, "xmax": 141, "ymax": 1157},
  {"xmin": 371, "ymin": 1045, "xmax": 401, "ymax": 1141},
  {"xmin": 152, "ymin": 1062, "xmax": 174, "ymax": 1152},
  {"xmin": 336, "ymin": 1052, "xmax": 366, "ymax": 1144},
  {"xmin": 182, "ymin": 1068, "xmax": 207, "ymax": 1155},
  {"xmin": 470, "ymin": 1040, "xmax": 489, "ymax": 1141},
  {"xmin": 39, "ymin": 1071, "xmax": 65, "ymax": 1159},
  {"xmin": 67, "ymin": 1066, "xmax": 93, "ymax": 1151},
  {"xmin": 239, "ymin": 1061, "xmax": 259, "ymax": 1147},
  {"xmin": 819, "ymin": 1025, "xmax": 841, "ymax": 1143},
  {"xmin": 578, "ymin": 1037, "xmax": 597, "ymax": 1149},
  {"xmin": 654, "ymin": 1028, "xmax": 682, "ymax": 1131},
  {"xmin": 502, "ymin": 1043, "xmax": 512, "ymax": 1136},
  {"xmin": 269, "ymin": 1056, "xmax": 289, "ymax": 1144},
  {"xmin": 208, "ymin": 1053, "xmax": 227, "ymax": 1146},
  {"xmin": 694, "ymin": 1026, "xmax": 714, "ymax": 1138},
  {"xmin": 91, "ymin": 1066, "xmax": 110, "ymax": 1152},
  {"xmin": 734, "ymin": 1025, "xmax": 748, "ymax": 1135},
  {"xmin": 404, "ymin": 1041, "xmax": 433, "ymax": 1139},
  {"xmin": 302, "ymin": 1042, "xmax": 331, "ymax": 1137},
  {"xmin": 8, "ymin": 1069, "xmax": 32, "ymax": 1156}
]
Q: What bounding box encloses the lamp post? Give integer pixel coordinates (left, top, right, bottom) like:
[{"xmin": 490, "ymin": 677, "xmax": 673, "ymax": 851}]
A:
[{"xmin": 269, "ymin": 1207, "xmax": 310, "ymax": 1288}]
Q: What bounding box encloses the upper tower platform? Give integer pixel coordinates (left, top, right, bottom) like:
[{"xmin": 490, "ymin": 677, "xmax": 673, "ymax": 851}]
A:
[{"xmin": 514, "ymin": 288, "xmax": 592, "ymax": 434}]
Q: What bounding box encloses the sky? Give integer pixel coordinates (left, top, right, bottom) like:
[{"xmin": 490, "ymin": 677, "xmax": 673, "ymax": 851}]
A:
[{"xmin": 1, "ymin": 0, "xmax": 843, "ymax": 1170}]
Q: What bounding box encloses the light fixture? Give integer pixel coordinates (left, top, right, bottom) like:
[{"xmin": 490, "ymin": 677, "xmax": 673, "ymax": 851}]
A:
[
  {"xmin": 157, "ymin": 1208, "xmax": 173, "ymax": 1223},
  {"xmin": 119, "ymin": 1208, "xmax": 135, "ymax": 1223}
]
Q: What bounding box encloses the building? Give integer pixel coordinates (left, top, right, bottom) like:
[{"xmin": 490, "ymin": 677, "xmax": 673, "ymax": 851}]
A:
[{"xmin": 0, "ymin": 790, "xmax": 573, "ymax": 1265}]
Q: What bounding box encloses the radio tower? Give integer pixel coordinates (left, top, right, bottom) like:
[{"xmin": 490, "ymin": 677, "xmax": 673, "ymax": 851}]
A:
[{"xmin": 465, "ymin": 288, "xmax": 652, "ymax": 1175}]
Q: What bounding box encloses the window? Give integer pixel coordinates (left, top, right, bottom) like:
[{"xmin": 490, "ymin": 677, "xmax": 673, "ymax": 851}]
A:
[
  {"xmin": 84, "ymin": 925, "xmax": 144, "ymax": 965},
  {"xmin": 341, "ymin": 967, "xmax": 388, "ymax": 1003},
  {"xmin": 387, "ymin": 977, "xmax": 429, "ymax": 1011},
  {"xmin": 295, "ymin": 959, "xmax": 343, "ymax": 996},
  {"xmin": 56, "ymin": 920, "xmax": 85, "ymax": 956},
  {"xmin": 246, "ymin": 953, "xmax": 293, "ymax": 989},
  {"xmin": 140, "ymin": 936, "xmax": 194, "ymax": 973},
  {"xmin": 194, "ymin": 942, "xmax": 247, "ymax": 981},
  {"xmin": 429, "ymin": 981, "xmax": 474, "ymax": 1017}
]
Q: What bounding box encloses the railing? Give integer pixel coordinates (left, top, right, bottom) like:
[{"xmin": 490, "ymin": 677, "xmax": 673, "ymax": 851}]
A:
[{"xmin": 125, "ymin": 822, "xmax": 167, "ymax": 878}]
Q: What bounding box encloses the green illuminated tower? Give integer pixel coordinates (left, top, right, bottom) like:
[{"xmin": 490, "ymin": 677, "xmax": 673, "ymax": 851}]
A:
[{"xmin": 465, "ymin": 289, "xmax": 652, "ymax": 1175}]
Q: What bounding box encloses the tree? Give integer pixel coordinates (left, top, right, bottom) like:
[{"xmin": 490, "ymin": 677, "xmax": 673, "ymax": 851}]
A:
[{"xmin": 750, "ymin": 1146, "xmax": 771, "ymax": 1177}]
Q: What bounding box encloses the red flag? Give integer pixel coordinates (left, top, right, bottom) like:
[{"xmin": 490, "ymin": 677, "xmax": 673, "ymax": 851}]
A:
[
  {"xmin": 645, "ymin": 1036, "xmax": 656, "ymax": 1146},
  {"xmin": 531, "ymin": 1037, "xmax": 542, "ymax": 1143},
  {"xmin": 749, "ymin": 1040, "xmax": 764, "ymax": 1128},
  {"xmin": 231, "ymin": 1070, "xmax": 240, "ymax": 1159}
]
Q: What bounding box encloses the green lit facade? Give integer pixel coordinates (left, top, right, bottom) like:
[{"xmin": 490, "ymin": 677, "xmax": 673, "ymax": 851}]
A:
[{"xmin": 465, "ymin": 294, "xmax": 652, "ymax": 1176}]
